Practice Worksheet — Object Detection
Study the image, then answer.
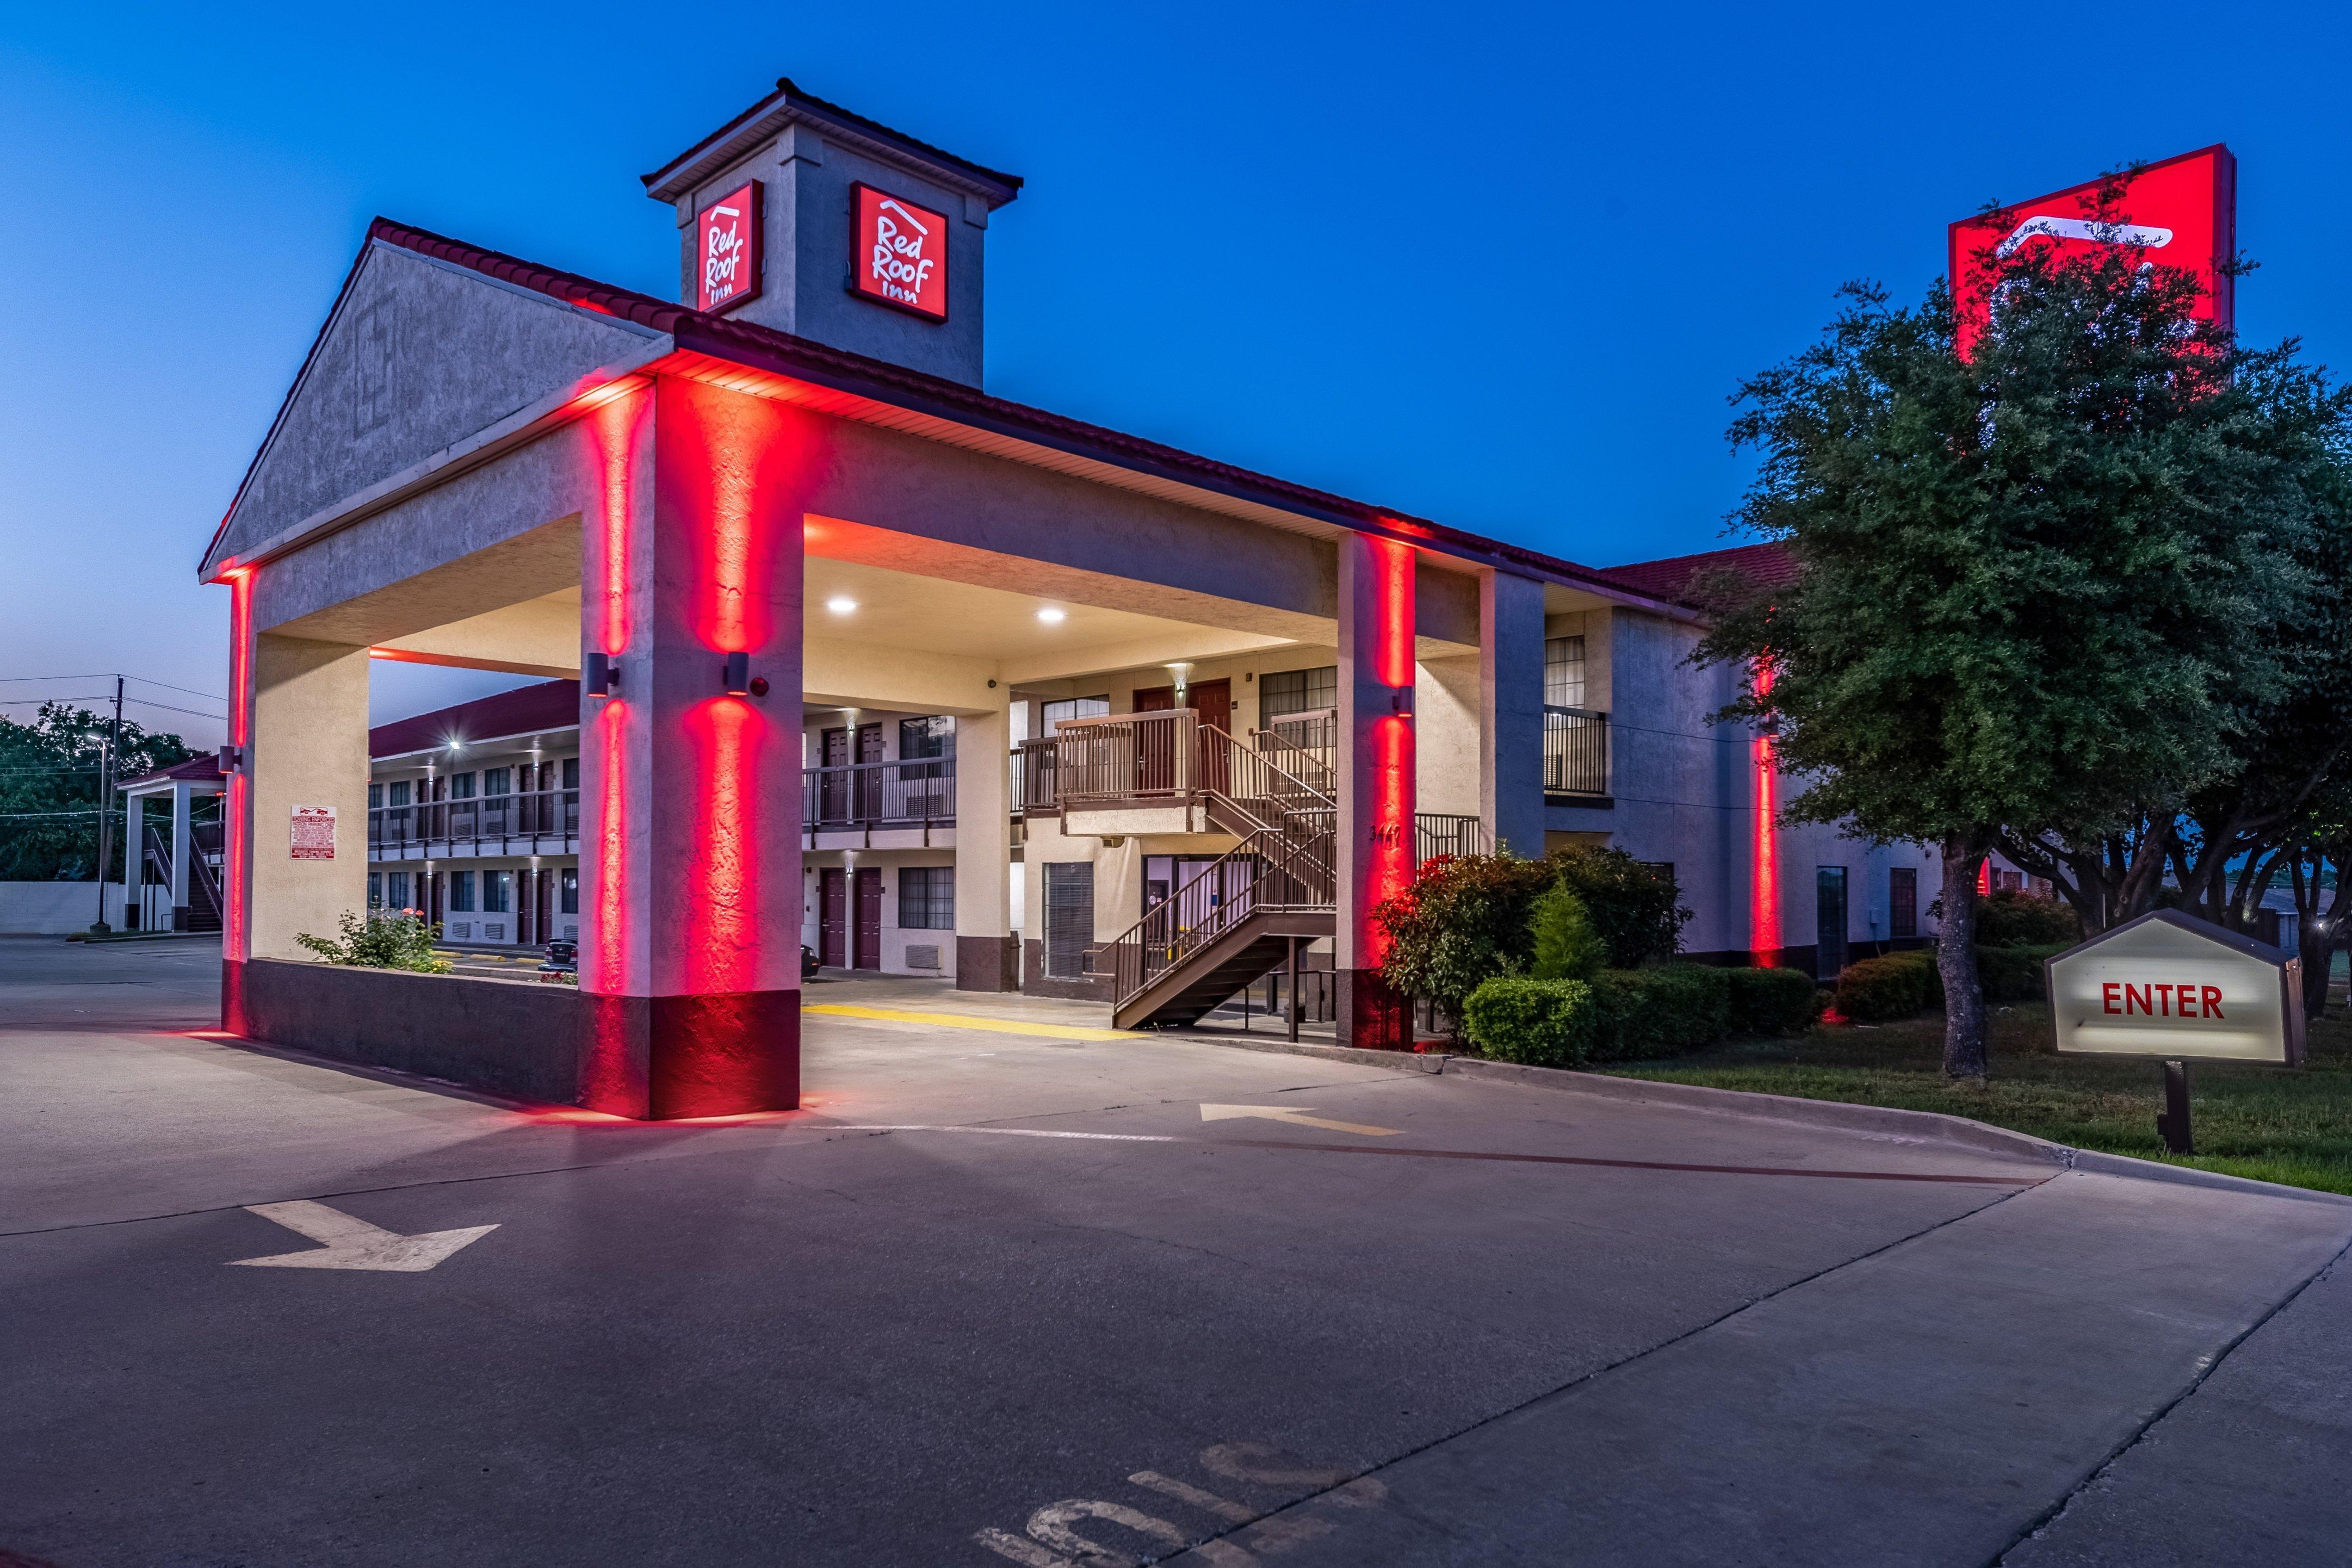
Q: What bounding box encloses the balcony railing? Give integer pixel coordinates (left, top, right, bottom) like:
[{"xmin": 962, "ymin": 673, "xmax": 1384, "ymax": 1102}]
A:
[
  {"xmin": 1544, "ymin": 707, "xmax": 1609, "ymax": 797},
  {"xmin": 1053, "ymin": 708, "xmax": 1204, "ymax": 805},
  {"xmin": 804, "ymin": 755, "xmax": 955, "ymax": 839},
  {"xmin": 369, "ymin": 786, "xmax": 580, "ymax": 857},
  {"xmin": 1012, "ymin": 737, "xmax": 1059, "ymax": 815}
]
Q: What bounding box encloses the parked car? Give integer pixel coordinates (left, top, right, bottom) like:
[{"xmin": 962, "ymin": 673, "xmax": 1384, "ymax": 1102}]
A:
[
  {"xmin": 540, "ymin": 939, "xmax": 578, "ymax": 975},
  {"xmin": 802, "ymin": 944, "xmax": 821, "ymax": 981}
]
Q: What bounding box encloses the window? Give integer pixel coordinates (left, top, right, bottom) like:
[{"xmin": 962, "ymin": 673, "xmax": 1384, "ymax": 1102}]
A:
[
  {"xmin": 1890, "ymin": 867, "xmax": 1918, "ymax": 939},
  {"xmin": 389, "ymin": 779, "xmax": 411, "ymax": 807},
  {"xmin": 450, "ymin": 871, "xmax": 476, "ymax": 912},
  {"xmin": 899, "ymin": 865, "xmax": 955, "ymax": 931},
  {"xmin": 1044, "ymin": 863, "xmax": 1094, "ymax": 979},
  {"xmin": 1816, "ymin": 866, "xmax": 1849, "ymax": 980},
  {"xmin": 483, "ymin": 767, "xmax": 510, "ymax": 796},
  {"xmin": 561, "ymin": 757, "xmax": 579, "ymax": 789},
  {"xmin": 367, "ymin": 872, "xmax": 382, "ymax": 908},
  {"xmin": 1545, "ymin": 636, "xmax": 1587, "ymax": 710},
  {"xmin": 450, "ymin": 772, "xmax": 476, "ymax": 800},
  {"xmin": 1259, "ymin": 666, "xmax": 1337, "ymax": 719},
  {"xmin": 368, "ymin": 783, "xmax": 382, "ymax": 810},
  {"xmin": 899, "ymin": 716, "xmax": 952, "ymax": 761},
  {"xmin": 483, "ymin": 870, "xmax": 512, "ymax": 914},
  {"xmin": 1041, "ymin": 696, "xmax": 1109, "ymax": 736},
  {"xmin": 560, "ymin": 866, "xmax": 578, "ymax": 916},
  {"xmin": 387, "ymin": 871, "xmax": 412, "ymax": 912},
  {"xmin": 899, "ymin": 717, "xmax": 954, "ymax": 811}
]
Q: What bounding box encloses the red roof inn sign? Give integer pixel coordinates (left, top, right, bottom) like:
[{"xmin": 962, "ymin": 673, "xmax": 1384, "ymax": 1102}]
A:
[
  {"xmin": 2046, "ymin": 909, "xmax": 2303, "ymax": 1066},
  {"xmin": 851, "ymin": 183, "xmax": 949, "ymax": 321}
]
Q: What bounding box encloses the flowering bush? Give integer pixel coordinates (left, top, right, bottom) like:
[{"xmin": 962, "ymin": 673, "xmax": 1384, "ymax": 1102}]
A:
[{"xmin": 295, "ymin": 910, "xmax": 451, "ymax": 974}]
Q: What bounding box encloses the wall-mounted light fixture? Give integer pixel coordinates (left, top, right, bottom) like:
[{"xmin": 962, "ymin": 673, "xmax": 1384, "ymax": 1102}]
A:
[
  {"xmin": 216, "ymin": 745, "xmax": 243, "ymax": 773},
  {"xmin": 1036, "ymin": 606, "xmax": 1066, "ymax": 624},
  {"xmin": 826, "ymin": 596, "xmax": 858, "ymax": 615},
  {"xmin": 1390, "ymin": 686, "xmax": 1416, "ymax": 717},
  {"xmin": 585, "ymin": 651, "xmax": 620, "ymax": 699},
  {"xmin": 723, "ymin": 652, "xmax": 768, "ymax": 697}
]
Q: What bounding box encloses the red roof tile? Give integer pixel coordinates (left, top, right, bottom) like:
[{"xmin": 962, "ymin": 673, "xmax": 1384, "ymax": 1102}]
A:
[
  {"xmin": 121, "ymin": 753, "xmax": 226, "ymax": 789},
  {"xmin": 1595, "ymin": 542, "xmax": 1799, "ymax": 607},
  {"xmin": 369, "ymin": 680, "xmax": 580, "ymax": 760}
]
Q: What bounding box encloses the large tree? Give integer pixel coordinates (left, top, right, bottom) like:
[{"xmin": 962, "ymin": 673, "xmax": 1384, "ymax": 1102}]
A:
[
  {"xmin": 1697, "ymin": 179, "xmax": 2345, "ymax": 1079},
  {"xmin": 0, "ymin": 702, "xmax": 194, "ymax": 881}
]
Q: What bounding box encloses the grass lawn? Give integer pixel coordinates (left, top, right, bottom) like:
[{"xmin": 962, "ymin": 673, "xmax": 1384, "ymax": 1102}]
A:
[{"xmin": 1601, "ymin": 1002, "xmax": 2352, "ymax": 1197}]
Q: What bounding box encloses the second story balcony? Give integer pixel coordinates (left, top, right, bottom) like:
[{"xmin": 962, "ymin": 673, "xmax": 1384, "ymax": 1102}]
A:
[
  {"xmin": 804, "ymin": 755, "xmax": 956, "ymax": 846},
  {"xmin": 370, "ymin": 785, "xmax": 580, "ymax": 859}
]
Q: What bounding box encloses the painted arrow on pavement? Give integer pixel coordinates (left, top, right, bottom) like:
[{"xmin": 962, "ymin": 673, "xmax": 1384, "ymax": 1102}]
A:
[
  {"xmin": 1199, "ymin": 1105, "xmax": 1400, "ymax": 1137},
  {"xmin": 228, "ymin": 1200, "xmax": 498, "ymax": 1272}
]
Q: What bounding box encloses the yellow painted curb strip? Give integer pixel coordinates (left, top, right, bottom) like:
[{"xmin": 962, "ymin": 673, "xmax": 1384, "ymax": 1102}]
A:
[{"xmin": 801, "ymin": 1003, "xmax": 1132, "ymax": 1042}]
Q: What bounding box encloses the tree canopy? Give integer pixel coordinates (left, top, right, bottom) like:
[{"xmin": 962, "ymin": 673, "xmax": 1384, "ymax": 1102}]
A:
[{"xmin": 0, "ymin": 703, "xmax": 195, "ymax": 881}]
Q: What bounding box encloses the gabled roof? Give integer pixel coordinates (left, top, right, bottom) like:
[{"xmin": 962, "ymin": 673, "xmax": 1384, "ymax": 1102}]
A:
[
  {"xmin": 332, "ymin": 219, "xmax": 1697, "ymax": 611},
  {"xmin": 369, "ymin": 680, "xmax": 580, "ymax": 761},
  {"xmin": 120, "ymin": 753, "xmax": 226, "ymax": 790},
  {"xmin": 642, "ymin": 76, "xmax": 1023, "ymax": 205},
  {"xmin": 1595, "ymin": 541, "xmax": 1798, "ymax": 606}
]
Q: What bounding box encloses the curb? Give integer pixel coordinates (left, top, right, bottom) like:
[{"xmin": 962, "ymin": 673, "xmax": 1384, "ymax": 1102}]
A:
[{"xmin": 1189, "ymin": 1034, "xmax": 2352, "ymax": 1206}]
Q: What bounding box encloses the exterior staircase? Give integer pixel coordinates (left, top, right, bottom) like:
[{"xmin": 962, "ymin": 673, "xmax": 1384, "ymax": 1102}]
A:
[
  {"xmin": 143, "ymin": 822, "xmax": 224, "ymax": 933},
  {"xmin": 1064, "ymin": 712, "xmax": 1487, "ymax": 1030}
]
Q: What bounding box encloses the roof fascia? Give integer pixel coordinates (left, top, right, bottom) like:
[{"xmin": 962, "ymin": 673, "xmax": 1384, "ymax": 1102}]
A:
[{"xmin": 642, "ymin": 86, "xmax": 1021, "ymax": 207}]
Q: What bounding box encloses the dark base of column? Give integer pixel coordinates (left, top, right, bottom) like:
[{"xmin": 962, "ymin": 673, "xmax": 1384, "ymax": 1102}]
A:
[
  {"xmin": 954, "ymin": 935, "xmax": 1022, "ymax": 993},
  {"xmin": 580, "ymin": 989, "xmax": 801, "ymax": 1120},
  {"xmin": 221, "ymin": 957, "xmax": 247, "ymax": 1036},
  {"xmin": 1335, "ymin": 968, "xmax": 1413, "ymax": 1051},
  {"xmin": 172, "ymin": 906, "xmax": 191, "ymax": 933}
]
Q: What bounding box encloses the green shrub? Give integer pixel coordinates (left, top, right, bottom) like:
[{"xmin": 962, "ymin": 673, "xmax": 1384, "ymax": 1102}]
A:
[
  {"xmin": 1374, "ymin": 853, "xmax": 1556, "ymax": 1019},
  {"xmin": 1463, "ymin": 977, "xmax": 1596, "ymax": 1068},
  {"xmin": 1587, "ymin": 965, "xmax": 1732, "ymax": 1061},
  {"xmin": 1836, "ymin": 951, "xmax": 1935, "ymax": 1022},
  {"xmin": 1725, "ymin": 965, "xmax": 1819, "ymax": 1036},
  {"xmin": 1528, "ymin": 885, "xmax": 1606, "ymax": 982},
  {"xmin": 295, "ymin": 910, "xmax": 451, "ymax": 974},
  {"xmin": 1548, "ymin": 844, "xmax": 1691, "ymax": 969},
  {"xmin": 1977, "ymin": 890, "xmax": 2082, "ymax": 947},
  {"xmin": 1976, "ymin": 941, "xmax": 2068, "ymax": 1004}
]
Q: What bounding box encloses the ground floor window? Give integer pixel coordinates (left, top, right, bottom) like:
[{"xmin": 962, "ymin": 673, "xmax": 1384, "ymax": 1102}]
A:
[
  {"xmin": 1890, "ymin": 867, "xmax": 1917, "ymax": 939},
  {"xmin": 1044, "ymin": 863, "xmax": 1094, "ymax": 980},
  {"xmin": 560, "ymin": 866, "xmax": 578, "ymax": 915},
  {"xmin": 899, "ymin": 865, "xmax": 954, "ymax": 930},
  {"xmin": 450, "ymin": 871, "xmax": 476, "ymax": 913},
  {"xmin": 483, "ymin": 870, "xmax": 512, "ymax": 914},
  {"xmin": 367, "ymin": 872, "xmax": 381, "ymax": 909},
  {"xmin": 1041, "ymin": 696, "xmax": 1109, "ymax": 735}
]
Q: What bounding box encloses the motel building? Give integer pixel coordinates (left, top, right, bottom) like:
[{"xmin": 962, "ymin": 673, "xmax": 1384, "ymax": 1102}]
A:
[{"xmin": 201, "ymin": 78, "xmax": 1939, "ymax": 1119}]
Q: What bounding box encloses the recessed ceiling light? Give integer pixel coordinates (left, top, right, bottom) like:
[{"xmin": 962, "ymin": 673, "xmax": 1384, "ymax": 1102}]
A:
[
  {"xmin": 826, "ymin": 596, "xmax": 858, "ymax": 615},
  {"xmin": 1036, "ymin": 606, "xmax": 1066, "ymax": 624}
]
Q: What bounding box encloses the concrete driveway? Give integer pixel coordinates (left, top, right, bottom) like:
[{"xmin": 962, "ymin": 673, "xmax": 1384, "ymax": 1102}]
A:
[{"xmin": 2, "ymin": 941, "xmax": 2346, "ymax": 1567}]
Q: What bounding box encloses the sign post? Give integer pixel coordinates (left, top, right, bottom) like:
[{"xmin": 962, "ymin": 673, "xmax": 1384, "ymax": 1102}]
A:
[{"xmin": 2045, "ymin": 909, "xmax": 2304, "ymax": 1155}]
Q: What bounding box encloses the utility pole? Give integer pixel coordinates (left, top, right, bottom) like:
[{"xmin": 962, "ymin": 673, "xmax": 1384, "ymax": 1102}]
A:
[{"xmin": 92, "ymin": 676, "xmax": 123, "ymax": 933}]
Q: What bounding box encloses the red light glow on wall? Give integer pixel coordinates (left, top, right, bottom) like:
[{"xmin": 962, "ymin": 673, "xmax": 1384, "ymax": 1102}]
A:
[
  {"xmin": 1361, "ymin": 536, "xmax": 1417, "ymax": 965},
  {"xmin": 587, "ymin": 391, "xmax": 641, "ymax": 657},
  {"xmin": 589, "ymin": 698, "xmax": 629, "ymax": 994},
  {"xmin": 1749, "ymin": 659, "xmax": 1780, "ymax": 964},
  {"xmin": 1978, "ymin": 860, "xmax": 1992, "ymax": 897},
  {"xmin": 682, "ymin": 697, "xmax": 764, "ymax": 993},
  {"xmin": 1949, "ymin": 145, "xmax": 2236, "ymax": 358},
  {"xmin": 223, "ymin": 566, "xmax": 253, "ymax": 968}
]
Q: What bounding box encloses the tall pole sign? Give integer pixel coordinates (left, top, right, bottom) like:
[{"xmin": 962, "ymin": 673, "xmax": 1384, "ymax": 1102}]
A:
[{"xmin": 1948, "ymin": 145, "xmax": 2236, "ymax": 357}]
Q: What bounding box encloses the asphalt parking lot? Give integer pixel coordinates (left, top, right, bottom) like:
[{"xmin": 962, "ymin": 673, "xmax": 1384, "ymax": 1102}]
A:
[{"xmin": 3, "ymin": 939, "xmax": 2348, "ymax": 1567}]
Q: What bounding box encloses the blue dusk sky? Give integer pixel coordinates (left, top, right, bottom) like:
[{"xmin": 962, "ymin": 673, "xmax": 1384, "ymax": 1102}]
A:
[{"xmin": 4, "ymin": 2, "xmax": 2347, "ymax": 743}]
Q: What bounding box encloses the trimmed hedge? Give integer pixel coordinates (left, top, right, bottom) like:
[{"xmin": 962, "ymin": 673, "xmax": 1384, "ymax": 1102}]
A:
[
  {"xmin": 1587, "ymin": 965, "xmax": 1732, "ymax": 1062},
  {"xmin": 1726, "ymin": 965, "xmax": 1819, "ymax": 1036},
  {"xmin": 1974, "ymin": 942, "xmax": 2069, "ymax": 1005},
  {"xmin": 1835, "ymin": 951, "xmax": 1938, "ymax": 1023},
  {"xmin": 1463, "ymin": 977, "xmax": 1596, "ymax": 1068}
]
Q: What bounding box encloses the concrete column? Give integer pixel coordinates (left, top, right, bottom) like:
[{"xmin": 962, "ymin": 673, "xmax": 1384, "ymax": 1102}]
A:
[
  {"xmin": 577, "ymin": 376, "xmax": 807, "ymax": 1119},
  {"xmin": 1334, "ymin": 532, "xmax": 1417, "ymax": 1049},
  {"xmin": 1415, "ymin": 656, "xmax": 1481, "ymax": 820},
  {"xmin": 121, "ymin": 794, "xmax": 142, "ymax": 929},
  {"xmin": 170, "ymin": 783, "xmax": 192, "ymax": 930},
  {"xmin": 953, "ymin": 696, "xmax": 1017, "ymax": 990},
  {"xmin": 1481, "ymin": 570, "xmax": 1548, "ymax": 858},
  {"xmin": 243, "ymin": 633, "xmax": 372, "ymax": 963}
]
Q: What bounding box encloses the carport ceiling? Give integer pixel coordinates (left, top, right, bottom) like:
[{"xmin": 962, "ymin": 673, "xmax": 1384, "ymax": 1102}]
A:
[{"xmin": 803, "ymin": 558, "xmax": 1293, "ymax": 665}]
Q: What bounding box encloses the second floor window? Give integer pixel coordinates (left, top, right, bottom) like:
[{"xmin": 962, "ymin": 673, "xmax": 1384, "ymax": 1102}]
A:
[
  {"xmin": 368, "ymin": 783, "xmax": 381, "ymax": 810},
  {"xmin": 1545, "ymin": 635, "xmax": 1587, "ymax": 709},
  {"xmin": 389, "ymin": 780, "xmax": 411, "ymax": 808},
  {"xmin": 450, "ymin": 772, "xmax": 476, "ymax": 800},
  {"xmin": 483, "ymin": 767, "xmax": 510, "ymax": 796},
  {"xmin": 899, "ymin": 716, "xmax": 952, "ymax": 778},
  {"xmin": 1260, "ymin": 666, "xmax": 1337, "ymax": 720}
]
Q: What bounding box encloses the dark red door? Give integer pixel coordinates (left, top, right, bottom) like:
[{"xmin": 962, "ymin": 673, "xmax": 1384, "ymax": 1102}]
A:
[
  {"xmin": 855, "ymin": 867, "xmax": 884, "ymax": 970},
  {"xmin": 1190, "ymin": 679, "xmax": 1231, "ymax": 791},
  {"xmin": 1131, "ymin": 685, "xmax": 1178, "ymax": 792},
  {"xmin": 820, "ymin": 729, "xmax": 849, "ymax": 823},
  {"xmin": 820, "ymin": 867, "xmax": 847, "ymax": 968},
  {"xmin": 855, "ymin": 723, "xmax": 884, "ymax": 822}
]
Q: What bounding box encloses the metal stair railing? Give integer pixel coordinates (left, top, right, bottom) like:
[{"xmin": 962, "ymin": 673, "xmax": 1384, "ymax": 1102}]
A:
[{"xmin": 1097, "ymin": 817, "xmax": 1337, "ymax": 1012}]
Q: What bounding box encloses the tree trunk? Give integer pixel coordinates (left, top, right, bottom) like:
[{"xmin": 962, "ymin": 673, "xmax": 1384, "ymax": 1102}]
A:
[{"xmin": 1939, "ymin": 834, "xmax": 1989, "ymax": 1080}]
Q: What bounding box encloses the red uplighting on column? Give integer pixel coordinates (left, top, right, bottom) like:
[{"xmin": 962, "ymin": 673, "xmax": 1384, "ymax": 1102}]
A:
[
  {"xmin": 1977, "ymin": 860, "xmax": 1992, "ymax": 897},
  {"xmin": 586, "ymin": 391, "xmax": 642, "ymax": 658},
  {"xmin": 1363, "ymin": 535, "xmax": 1417, "ymax": 963},
  {"xmin": 589, "ymin": 698, "xmax": 629, "ymax": 994},
  {"xmin": 682, "ymin": 696, "xmax": 764, "ymax": 992},
  {"xmin": 222, "ymin": 565, "xmax": 254, "ymax": 970},
  {"xmin": 1749, "ymin": 658, "xmax": 1780, "ymax": 964}
]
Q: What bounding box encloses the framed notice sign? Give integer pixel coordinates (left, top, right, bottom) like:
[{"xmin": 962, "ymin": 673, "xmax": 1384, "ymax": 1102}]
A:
[
  {"xmin": 2045, "ymin": 909, "xmax": 2303, "ymax": 1065},
  {"xmin": 290, "ymin": 804, "xmax": 337, "ymax": 861}
]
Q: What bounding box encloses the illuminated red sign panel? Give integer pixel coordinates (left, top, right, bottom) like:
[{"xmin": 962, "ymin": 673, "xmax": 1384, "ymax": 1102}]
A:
[
  {"xmin": 696, "ymin": 182, "xmax": 762, "ymax": 313},
  {"xmin": 850, "ymin": 183, "xmax": 949, "ymax": 321},
  {"xmin": 1949, "ymin": 145, "xmax": 2235, "ymax": 356}
]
